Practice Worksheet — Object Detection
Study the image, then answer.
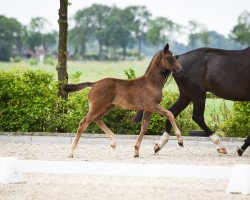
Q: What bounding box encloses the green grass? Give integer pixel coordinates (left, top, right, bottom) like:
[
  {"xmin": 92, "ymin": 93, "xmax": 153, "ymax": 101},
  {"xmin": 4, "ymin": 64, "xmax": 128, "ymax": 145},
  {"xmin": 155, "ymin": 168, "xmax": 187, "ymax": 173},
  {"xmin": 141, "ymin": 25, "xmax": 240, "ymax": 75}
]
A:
[{"xmin": 0, "ymin": 59, "xmax": 178, "ymax": 90}]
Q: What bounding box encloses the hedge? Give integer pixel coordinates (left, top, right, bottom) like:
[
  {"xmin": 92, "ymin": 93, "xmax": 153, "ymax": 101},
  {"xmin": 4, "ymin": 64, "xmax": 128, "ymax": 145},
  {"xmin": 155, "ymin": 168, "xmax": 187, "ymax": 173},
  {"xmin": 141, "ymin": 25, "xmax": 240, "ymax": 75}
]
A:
[{"xmin": 0, "ymin": 69, "xmax": 249, "ymax": 137}]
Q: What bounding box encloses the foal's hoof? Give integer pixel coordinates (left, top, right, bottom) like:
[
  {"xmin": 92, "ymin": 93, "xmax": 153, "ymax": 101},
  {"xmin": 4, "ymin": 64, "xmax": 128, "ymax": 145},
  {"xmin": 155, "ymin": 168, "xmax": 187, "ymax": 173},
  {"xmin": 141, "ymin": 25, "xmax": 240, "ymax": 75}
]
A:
[
  {"xmin": 154, "ymin": 143, "xmax": 161, "ymax": 153},
  {"xmin": 111, "ymin": 143, "xmax": 116, "ymax": 149},
  {"xmin": 178, "ymin": 142, "xmax": 184, "ymax": 147},
  {"xmin": 217, "ymin": 147, "xmax": 227, "ymax": 154},
  {"xmin": 68, "ymin": 155, "xmax": 73, "ymax": 158},
  {"xmin": 237, "ymin": 147, "xmax": 244, "ymax": 156},
  {"xmin": 134, "ymin": 154, "xmax": 139, "ymax": 158}
]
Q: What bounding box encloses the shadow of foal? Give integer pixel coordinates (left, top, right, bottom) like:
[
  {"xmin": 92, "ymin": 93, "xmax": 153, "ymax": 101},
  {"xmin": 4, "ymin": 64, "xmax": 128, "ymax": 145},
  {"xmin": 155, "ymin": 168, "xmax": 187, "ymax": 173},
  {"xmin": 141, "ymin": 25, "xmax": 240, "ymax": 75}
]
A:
[{"xmin": 62, "ymin": 43, "xmax": 183, "ymax": 158}]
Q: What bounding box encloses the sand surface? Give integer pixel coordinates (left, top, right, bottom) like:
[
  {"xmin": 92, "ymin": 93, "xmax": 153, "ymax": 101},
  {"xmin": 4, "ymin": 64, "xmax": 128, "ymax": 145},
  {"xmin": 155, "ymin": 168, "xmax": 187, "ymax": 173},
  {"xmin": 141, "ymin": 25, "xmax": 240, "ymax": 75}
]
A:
[{"xmin": 0, "ymin": 140, "xmax": 249, "ymax": 200}]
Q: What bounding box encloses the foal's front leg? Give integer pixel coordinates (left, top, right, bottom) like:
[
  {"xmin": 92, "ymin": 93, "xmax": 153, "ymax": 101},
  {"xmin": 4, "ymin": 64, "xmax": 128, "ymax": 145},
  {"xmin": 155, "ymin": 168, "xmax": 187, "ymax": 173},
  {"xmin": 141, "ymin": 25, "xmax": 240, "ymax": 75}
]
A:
[
  {"xmin": 150, "ymin": 105, "xmax": 183, "ymax": 152},
  {"xmin": 134, "ymin": 111, "xmax": 152, "ymax": 157}
]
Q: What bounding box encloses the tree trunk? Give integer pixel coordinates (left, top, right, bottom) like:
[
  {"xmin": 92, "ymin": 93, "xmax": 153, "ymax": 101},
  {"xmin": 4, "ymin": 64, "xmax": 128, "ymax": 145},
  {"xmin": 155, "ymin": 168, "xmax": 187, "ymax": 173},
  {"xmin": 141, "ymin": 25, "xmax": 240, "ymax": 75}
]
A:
[
  {"xmin": 98, "ymin": 41, "xmax": 103, "ymax": 60},
  {"xmin": 123, "ymin": 46, "xmax": 126, "ymax": 59},
  {"xmin": 57, "ymin": 0, "xmax": 69, "ymax": 99},
  {"xmin": 137, "ymin": 36, "xmax": 141, "ymax": 58}
]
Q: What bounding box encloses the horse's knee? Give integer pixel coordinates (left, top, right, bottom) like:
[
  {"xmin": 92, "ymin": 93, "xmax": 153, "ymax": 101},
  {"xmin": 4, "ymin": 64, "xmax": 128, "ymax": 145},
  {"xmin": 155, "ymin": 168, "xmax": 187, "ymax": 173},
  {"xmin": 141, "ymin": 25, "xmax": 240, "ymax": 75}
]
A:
[{"xmin": 192, "ymin": 113, "xmax": 200, "ymax": 123}]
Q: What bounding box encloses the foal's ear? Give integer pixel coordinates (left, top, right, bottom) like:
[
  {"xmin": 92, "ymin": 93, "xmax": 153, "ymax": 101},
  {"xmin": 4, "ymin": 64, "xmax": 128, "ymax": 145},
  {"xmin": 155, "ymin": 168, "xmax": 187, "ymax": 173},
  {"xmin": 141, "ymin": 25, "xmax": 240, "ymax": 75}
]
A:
[{"xmin": 163, "ymin": 43, "xmax": 169, "ymax": 53}]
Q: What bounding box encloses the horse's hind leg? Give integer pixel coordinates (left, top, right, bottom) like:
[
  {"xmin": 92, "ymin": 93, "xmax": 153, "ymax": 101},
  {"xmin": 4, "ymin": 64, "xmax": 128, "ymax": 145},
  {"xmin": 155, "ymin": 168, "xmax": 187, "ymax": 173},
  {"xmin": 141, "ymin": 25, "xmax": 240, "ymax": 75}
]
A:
[
  {"xmin": 192, "ymin": 96, "xmax": 227, "ymax": 154},
  {"xmin": 134, "ymin": 111, "xmax": 151, "ymax": 157},
  {"xmin": 68, "ymin": 113, "xmax": 95, "ymax": 158},
  {"xmin": 94, "ymin": 105, "xmax": 116, "ymax": 148},
  {"xmin": 95, "ymin": 120, "xmax": 116, "ymax": 148}
]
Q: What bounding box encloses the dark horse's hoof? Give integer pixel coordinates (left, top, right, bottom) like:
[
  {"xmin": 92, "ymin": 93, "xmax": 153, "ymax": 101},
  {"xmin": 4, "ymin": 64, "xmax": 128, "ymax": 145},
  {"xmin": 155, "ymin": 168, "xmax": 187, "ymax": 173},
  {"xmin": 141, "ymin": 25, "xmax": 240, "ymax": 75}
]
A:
[
  {"xmin": 154, "ymin": 143, "xmax": 161, "ymax": 153},
  {"xmin": 178, "ymin": 142, "xmax": 184, "ymax": 147},
  {"xmin": 134, "ymin": 155, "xmax": 139, "ymax": 158},
  {"xmin": 237, "ymin": 147, "xmax": 244, "ymax": 156},
  {"xmin": 217, "ymin": 147, "xmax": 227, "ymax": 154}
]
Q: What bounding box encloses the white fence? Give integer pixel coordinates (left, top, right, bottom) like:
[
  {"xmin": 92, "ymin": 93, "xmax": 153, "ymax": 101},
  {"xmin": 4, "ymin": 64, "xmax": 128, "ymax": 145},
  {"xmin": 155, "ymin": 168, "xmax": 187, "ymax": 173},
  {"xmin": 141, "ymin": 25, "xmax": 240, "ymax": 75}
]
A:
[{"xmin": 0, "ymin": 157, "xmax": 249, "ymax": 195}]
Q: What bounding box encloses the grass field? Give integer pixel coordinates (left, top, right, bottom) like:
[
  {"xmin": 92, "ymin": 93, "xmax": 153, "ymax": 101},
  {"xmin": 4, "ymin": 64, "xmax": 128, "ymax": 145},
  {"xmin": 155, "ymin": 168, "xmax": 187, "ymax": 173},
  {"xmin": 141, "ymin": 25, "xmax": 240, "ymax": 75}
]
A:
[{"xmin": 0, "ymin": 60, "xmax": 234, "ymax": 128}]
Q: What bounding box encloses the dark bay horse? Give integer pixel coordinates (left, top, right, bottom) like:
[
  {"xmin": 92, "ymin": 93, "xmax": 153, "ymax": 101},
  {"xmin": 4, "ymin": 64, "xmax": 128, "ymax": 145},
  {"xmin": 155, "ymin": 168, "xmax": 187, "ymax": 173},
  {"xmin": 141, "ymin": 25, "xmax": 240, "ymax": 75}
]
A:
[
  {"xmin": 62, "ymin": 44, "xmax": 183, "ymax": 158},
  {"xmin": 134, "ymin": 47, "xmax": 250, "ymax": 154}
]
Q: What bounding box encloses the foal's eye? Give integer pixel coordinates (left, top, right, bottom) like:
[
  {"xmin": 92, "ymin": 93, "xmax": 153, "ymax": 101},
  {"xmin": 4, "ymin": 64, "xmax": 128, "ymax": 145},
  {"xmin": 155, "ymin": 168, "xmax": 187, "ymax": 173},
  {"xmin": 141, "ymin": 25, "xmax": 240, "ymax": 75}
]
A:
[{"xmin": 167, "ymin": 57, "xmax": 174, "ymax": 64}]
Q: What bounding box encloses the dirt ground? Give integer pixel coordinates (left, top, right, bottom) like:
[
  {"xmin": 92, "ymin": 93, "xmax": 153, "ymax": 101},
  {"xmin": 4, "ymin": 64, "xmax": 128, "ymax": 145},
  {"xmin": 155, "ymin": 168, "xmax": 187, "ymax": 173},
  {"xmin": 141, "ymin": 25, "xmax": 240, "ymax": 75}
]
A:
[{"xmin": 0, "ymin": 140, "xmax": 249, "ymax": 200}]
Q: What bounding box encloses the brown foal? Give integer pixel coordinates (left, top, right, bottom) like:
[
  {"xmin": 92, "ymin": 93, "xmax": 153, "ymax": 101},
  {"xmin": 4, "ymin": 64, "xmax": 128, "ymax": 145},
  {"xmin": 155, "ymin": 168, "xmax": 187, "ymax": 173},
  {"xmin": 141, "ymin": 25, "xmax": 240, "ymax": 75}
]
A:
[{"xmin": 62, "ymin": 43, "xmax": 183, "ymax": 158}]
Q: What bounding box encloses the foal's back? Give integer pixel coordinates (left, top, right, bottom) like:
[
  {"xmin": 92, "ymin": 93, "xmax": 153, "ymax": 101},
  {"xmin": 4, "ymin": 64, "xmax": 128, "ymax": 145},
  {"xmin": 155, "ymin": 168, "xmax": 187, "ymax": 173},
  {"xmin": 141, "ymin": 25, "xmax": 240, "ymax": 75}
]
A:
[{"xmin": 88, "ymin": 77, "xmax": 161, "ymax": 111}]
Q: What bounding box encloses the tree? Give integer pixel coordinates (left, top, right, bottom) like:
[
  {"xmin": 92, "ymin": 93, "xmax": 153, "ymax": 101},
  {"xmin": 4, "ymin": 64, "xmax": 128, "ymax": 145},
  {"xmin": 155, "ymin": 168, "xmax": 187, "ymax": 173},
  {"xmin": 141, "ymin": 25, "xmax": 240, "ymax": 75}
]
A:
[
  {"xmin": 42, "ymin": 31, "xmax": 57, "ymax": 55},
  {"xmin": 0, "ymin": 16, "xmax": 23, "ymax": 61},
  {"xmin": 71, "ymin": 6, "xmax": 94, "ymax": 58},
  {"xmin": 107, "ymin": 7, "xmax": 134, "ymax": 59},
  {"xmin": 147, "ymin": 17, "xmax": 179, "ymax": 46},
  {"xmin": 57, "ymin": 0, "xmax": 69, "ymax": 99},
  {"xmin": 26, "ymin": 17, "xmax": 49, "ymax": 54},
  {"xmin": 187, "ymin": 20, "xmax": 208, "ymax": 48},
  {"xmin": 230, "ymin": 10, "xmax": 250, "ymax": 45},
  {"xmin": 125, "ymin": 6, "xmax": 151, "ymax": 57}
]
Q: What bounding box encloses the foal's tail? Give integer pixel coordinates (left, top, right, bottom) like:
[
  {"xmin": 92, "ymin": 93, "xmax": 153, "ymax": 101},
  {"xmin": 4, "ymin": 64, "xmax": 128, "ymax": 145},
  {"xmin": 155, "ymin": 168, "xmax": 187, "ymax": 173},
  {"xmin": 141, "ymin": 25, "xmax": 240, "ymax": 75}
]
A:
[{"xmin": 62, "ymin": 82, "xmax": 93, "ymax": 93}]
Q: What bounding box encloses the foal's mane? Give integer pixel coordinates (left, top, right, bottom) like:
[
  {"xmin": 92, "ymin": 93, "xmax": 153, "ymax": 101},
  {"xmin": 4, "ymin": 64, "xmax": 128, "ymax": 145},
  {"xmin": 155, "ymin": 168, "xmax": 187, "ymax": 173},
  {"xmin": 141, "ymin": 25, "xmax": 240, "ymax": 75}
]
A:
[{"xmin": 144, "ymin": 50, "xmax": 171, "ymax": 81}]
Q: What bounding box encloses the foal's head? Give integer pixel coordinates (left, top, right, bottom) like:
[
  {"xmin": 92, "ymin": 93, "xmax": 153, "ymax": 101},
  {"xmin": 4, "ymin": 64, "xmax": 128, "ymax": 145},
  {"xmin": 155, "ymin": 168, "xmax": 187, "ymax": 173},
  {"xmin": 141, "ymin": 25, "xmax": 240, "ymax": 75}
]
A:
[{"xmin": 159, "ymin": 43, "xmax": 183, "ymax": 76}]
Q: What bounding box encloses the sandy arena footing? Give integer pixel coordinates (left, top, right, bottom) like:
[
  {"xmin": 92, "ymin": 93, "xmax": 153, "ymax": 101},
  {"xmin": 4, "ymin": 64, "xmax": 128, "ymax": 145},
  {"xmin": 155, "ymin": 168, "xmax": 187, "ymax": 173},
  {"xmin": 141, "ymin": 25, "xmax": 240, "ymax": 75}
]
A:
[{"xmin": 0, "ymin": 134, "xmax": 249, "ymax": 200}]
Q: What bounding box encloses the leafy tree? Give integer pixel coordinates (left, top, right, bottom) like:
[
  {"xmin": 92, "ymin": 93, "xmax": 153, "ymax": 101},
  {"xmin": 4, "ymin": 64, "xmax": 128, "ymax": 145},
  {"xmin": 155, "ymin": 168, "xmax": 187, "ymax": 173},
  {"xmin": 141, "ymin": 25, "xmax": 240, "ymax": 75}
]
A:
[
  {"xmin": 84, "ymin": 4, "xmax": 111, "ymax": 59},
  {"xmin": 0, "ymin": 16, "xmax": 24, "ymax": 61},
  {"xmin": 230, "ymin": 10, "xmax": 250, "ymax": 45},
  {"xmin": 125, "ymin": 6, "xmax": 151, "ymax": 57},
  {"xmin": 147, "ymin": 17, "xmax": 179, "ymax": 46},
  {"xmin": 42, "ymin": 31, "xmax": 57, "ymax": 55},
  {"xmin": 72, "ymin": 6, "xmax": 94, "ymax": 58},
  {"xmin": 187, "ymin": 20, "xmax": 208, "ymax": 48},
  {"xmin": 107, "ymin": 7, "xmax": 134, "ymax": 59},
  {"xmin": 26, "ymin": 17, "xmax": 51, "ymax": 54}
]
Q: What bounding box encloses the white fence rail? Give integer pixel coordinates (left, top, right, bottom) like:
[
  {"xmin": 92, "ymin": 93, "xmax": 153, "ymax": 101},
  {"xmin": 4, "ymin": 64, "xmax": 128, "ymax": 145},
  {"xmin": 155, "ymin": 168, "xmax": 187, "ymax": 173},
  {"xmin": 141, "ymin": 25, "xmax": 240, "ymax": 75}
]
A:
[{"xmin": 0, "ymin": 157, "xmax": 249, "ymax": 195}]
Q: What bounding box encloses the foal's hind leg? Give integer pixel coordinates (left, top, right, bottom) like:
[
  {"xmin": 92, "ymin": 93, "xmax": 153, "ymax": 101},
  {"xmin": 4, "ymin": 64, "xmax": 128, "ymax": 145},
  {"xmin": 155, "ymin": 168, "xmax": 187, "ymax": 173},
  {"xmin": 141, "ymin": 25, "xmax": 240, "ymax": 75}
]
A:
[
  {"xmin": 95, "ymin": 120, "xmax": 116, "ymax": 148},
  {"xmin": 134, "ymin": 111, "xmax": 152, "ymax": 157},
  {"xmin": 94, "ymin": 105, "xmax": 116, "ymax": 148},
  {"xmin": 68, "ymin": 113, "xmax": 95, "ymax": 158}
]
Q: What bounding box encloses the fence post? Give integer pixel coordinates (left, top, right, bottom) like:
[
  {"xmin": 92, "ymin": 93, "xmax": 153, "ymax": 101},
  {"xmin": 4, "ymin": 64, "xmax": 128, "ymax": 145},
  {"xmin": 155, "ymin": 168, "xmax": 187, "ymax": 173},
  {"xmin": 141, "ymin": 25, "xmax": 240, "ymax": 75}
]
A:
[
  {"xmin": 226, "ymin": 164, "xmax": 250, "ymax": 195},
  {"xmin": 0, "ymin": 157, "xmax": 23, "ymax": 184}
]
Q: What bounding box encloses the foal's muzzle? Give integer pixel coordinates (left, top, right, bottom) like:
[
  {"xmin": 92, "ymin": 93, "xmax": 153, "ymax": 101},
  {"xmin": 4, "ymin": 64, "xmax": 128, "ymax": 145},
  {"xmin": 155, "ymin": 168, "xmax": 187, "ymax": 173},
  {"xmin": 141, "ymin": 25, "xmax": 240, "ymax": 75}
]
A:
[{"xmin": 174, "ymin": 68, "xmax": 184, "ymax": 77}]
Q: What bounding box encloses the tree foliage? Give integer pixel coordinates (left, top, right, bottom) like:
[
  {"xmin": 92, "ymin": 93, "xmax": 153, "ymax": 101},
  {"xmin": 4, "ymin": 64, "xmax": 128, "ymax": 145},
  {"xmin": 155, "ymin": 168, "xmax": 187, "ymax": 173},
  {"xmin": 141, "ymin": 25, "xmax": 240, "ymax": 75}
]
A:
[
  {"xmin": 230, "ymin": 10, "xmax": 250, "ymax": 45},
  {"xmin": 0, "ymin": 16, "xmax": 24, "ymax": 61}
]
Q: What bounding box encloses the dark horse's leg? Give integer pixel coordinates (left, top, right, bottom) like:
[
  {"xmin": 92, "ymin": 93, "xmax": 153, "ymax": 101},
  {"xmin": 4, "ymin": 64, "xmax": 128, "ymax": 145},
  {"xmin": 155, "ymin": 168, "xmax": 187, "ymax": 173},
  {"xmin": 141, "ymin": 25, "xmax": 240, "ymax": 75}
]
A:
[
  {"xmin": 191, "ymin": 93, "xmax": 214, "ymax": 136},
  {"xmin": 191, "ymin": 92, "xmax": 227, "ymax": 154},
  {"xmin": 237, "ymin": 136, "xmax": 250, "ymax": 156},
  {"xmin": 154, "ymin": 93, "xmax": 191, "ymax": 153}
]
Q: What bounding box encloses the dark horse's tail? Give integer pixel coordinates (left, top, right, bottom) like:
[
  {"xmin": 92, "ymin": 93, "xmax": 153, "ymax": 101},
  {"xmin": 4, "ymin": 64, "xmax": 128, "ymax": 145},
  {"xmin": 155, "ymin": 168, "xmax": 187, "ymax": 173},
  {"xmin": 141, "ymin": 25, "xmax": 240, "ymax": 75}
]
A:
[
  {"xmin": 131, "ymin": 54, "xmax": 180, "ymax": 124},
  {"xmin": 62, "ymin": 82, "xmax": 93, "ymax": 93}
]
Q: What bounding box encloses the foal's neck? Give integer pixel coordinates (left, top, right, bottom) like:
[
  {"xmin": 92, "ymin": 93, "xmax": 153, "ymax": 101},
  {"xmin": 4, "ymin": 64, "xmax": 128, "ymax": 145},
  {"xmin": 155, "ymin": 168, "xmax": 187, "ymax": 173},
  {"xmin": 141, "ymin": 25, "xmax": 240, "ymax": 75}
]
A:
[{"xmin": 144, "ymin": 52, "xmax": 168, "ymax": 88}]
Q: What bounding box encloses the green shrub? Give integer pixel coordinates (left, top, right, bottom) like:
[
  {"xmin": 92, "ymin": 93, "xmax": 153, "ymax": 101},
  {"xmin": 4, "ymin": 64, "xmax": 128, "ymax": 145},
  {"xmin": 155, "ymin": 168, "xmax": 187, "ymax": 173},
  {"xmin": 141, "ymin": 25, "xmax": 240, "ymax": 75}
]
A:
[
  {"xmin": 29, "ymin": 58, "xmax": 39, "ymax": 65},
  {"xmin": 221, "ymin": 101, "xmax": 250, "ymax": 137},
  {"xmin": 43, "ymin": 56, "xmax": 55, "ymax": 66},
  {"xmin": 0, "ymin": 69, "xmax": 59, "ymax": 132},
  {"xmin": 9, "ymin": 56, "xmax": 22, "ymax": 63},
  {"xmin": 0, "ymin": 68, "xmax": 247, "ymax": 137},
  {"xmin": 124, "ymin": 68, "xmax": 136, "ymax": 80}
]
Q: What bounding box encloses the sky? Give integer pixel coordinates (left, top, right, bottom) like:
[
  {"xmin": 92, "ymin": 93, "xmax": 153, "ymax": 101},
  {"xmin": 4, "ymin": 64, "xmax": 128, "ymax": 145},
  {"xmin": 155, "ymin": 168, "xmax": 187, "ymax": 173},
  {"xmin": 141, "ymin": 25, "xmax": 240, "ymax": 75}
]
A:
[{"xmin": 0, "ymin": 0, "xmax": 249, "ymax": 37}]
